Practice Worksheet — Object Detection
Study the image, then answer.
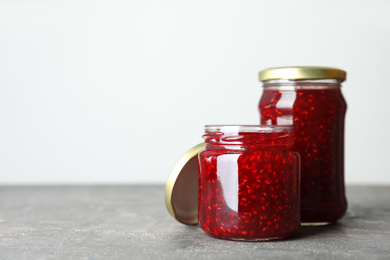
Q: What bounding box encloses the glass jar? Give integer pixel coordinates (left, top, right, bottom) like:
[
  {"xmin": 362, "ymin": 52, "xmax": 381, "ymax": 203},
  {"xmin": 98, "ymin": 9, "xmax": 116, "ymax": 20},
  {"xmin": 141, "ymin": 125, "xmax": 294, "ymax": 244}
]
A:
[
  {"xmin": 198, "ymin": 125, "xmax": 300, "ymax": 241},
  {"xmin": 258, "ymin": 66, "xmax": 347, "ymax": 224}
]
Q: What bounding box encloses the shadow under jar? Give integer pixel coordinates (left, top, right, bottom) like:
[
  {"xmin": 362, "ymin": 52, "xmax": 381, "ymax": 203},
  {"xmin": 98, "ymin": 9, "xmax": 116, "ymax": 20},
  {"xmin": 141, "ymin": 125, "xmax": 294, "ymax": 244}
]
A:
[
  {"xmin": 258, "ymin": 66, "xmax": 348, "ymax": 225},
  {"xmin": 198, "ymin": 125, "xmax": 300, "ymax": 241}
]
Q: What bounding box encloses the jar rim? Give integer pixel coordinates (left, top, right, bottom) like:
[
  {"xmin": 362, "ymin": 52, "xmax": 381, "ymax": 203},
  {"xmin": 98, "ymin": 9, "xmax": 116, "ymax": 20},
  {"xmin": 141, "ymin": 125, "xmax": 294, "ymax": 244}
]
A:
[{"xmin": 204, "ymin": 125, "xmax": 293, "ymax": 133}]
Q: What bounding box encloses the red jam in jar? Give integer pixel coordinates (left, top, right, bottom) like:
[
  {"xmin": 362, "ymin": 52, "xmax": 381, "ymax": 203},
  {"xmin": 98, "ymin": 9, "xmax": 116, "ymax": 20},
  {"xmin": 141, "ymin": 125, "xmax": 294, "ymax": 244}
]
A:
[
  {"xmin": 258, "ymin": 67, "xmax": 348, "ymax": 224},
  {"xmin": 198, "ymin": 125, "xmax": 300, "ymax": 241}
]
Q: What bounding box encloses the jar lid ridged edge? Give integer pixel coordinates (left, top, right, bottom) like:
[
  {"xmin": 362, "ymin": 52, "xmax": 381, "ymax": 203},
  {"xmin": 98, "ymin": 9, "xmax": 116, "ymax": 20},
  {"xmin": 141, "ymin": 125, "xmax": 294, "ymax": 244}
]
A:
[{"xmin": 258, "ymin": 66, "xmax": 346, "ymax": 82}]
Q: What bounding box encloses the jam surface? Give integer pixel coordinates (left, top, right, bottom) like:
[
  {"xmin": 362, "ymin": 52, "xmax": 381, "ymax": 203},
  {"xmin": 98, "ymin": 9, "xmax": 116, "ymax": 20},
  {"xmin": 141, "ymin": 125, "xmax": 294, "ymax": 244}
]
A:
[
  {"xmin": 259, "ymin": 87, "xmax": 347, "ymax": 223},
  {"xmin": 198, "ymin": 130, "xmax": 300, "ymax": 240}
]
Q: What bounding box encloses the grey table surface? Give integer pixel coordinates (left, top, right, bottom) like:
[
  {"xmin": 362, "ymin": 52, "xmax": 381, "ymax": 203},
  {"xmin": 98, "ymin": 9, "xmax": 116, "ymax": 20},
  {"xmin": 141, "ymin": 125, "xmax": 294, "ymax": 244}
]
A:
[{"xmin": 0, "ymin": 185, "xmax": 389, "ymax": 260}]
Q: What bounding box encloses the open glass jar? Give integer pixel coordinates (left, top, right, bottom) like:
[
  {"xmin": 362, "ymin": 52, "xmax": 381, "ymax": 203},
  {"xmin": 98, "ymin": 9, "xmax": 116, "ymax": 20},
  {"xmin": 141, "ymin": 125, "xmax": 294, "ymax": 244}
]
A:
[
  {"xmin": 198, "ymin": 125, "xmax": 300, "ymax": 241},
  {"xmin": 258, "ymin": 66, "xmax": 348, "ymax": 224}
]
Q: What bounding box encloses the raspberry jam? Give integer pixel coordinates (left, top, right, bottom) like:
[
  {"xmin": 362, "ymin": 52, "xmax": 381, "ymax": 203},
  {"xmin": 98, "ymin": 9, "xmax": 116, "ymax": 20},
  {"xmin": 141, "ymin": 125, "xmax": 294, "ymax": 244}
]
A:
[
  {"xmin": 198, "ymin": 125, "xmax": 300, "ymax": 241},
  {"xmin": 258, "ymin": 67, "xmax": 347, "ymax": 224}
]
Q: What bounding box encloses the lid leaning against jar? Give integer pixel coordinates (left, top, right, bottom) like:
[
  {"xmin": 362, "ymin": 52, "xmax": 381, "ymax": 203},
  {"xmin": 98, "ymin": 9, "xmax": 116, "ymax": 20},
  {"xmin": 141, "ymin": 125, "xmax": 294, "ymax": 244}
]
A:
[
  {"xmin": 165, "ymin": 143, "xmax": 205, "ymax": 225},
  {"xmin": 258, "ymin": 66, "xmax": 346, "ymax": 82}
]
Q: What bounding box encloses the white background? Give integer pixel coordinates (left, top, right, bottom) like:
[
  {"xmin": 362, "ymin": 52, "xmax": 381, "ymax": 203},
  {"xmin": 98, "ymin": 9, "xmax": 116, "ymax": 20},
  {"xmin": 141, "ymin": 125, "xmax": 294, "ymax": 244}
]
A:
[{"xmin": 1, "ymin": 0, "xmax": 389, "ymax": 184}]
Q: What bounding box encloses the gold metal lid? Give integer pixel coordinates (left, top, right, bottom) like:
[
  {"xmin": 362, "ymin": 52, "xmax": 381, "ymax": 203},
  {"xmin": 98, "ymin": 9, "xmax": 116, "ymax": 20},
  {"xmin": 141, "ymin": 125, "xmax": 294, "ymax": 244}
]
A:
[
  {"xmin": 259, "ymin": 66, "xmax": 346, "ymax": 82},
  {"xmin": 165, "ymin": 143, "xmax": 205, "ymax": 225}
]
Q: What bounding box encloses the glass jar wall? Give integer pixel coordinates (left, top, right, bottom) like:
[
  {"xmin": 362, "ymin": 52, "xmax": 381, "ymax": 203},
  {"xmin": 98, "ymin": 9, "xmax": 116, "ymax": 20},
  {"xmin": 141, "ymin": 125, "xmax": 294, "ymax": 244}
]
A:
[
  {"xmin": 198, "ymin": 125, "xmax": 300, "ymax": 240},
  {"xmin": 258, "ymin": 67, "xmax": 347, "ymax": 224}
]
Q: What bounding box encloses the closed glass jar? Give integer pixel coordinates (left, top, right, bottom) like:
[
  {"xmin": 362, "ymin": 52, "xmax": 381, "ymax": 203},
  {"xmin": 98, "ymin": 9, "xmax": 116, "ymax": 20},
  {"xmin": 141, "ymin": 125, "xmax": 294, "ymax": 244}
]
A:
[
  {"xmin": 258, "ymin": 66, "xmax": 347, "ymax": 224},
  {"xmin": 198, "ymin": 125, "xmax": 300, "ymax": 241}
]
